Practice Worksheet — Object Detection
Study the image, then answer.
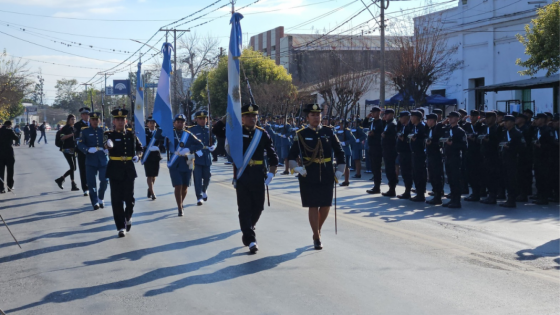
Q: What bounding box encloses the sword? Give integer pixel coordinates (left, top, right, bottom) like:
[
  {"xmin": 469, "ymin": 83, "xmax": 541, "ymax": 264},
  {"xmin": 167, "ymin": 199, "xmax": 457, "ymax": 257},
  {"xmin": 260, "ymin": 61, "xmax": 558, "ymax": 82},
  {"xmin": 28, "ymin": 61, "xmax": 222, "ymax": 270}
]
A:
[
  {"xmin": 0, "ymin": 214, "xmax": 22, "ymax": 249},
  {"xmin": 334, "ymin": 179, "xmax": 337, "ymax": 235}
]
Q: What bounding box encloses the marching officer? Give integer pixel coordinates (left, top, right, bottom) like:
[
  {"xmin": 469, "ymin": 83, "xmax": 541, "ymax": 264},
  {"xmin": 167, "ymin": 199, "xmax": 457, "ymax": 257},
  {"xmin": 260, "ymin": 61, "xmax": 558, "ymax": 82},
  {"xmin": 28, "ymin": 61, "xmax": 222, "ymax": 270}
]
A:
[
  {"xmin": 0, "ymin": 121, "xmax": 19, "ymax": 193},
  {"xmin": 74, "ymin": 107, "xmax": 91, "ymax": 196},
  {"xmin": 351, "ymin": 118, "xmax": 366, "ymax": 178},
  {"xmin": 425, "ymin": 114, "xmax": 444, "ymax": 205},
  {"xmin": 335, "ymin": 119, "xmax": 355, "ymax": 186},
  {"xmin": 189, "ymin": 110, "xmax": 217, "ymax": 206},
  {"xmin": 381, "ymin": 108, "xmax": 398, "ymax": 197},
  {"xmin": 288, "ymin": 103, "xmax": 345, "ymax": 250},
  {"xmin": 215, "ymin": 104, "xmax": 278, "ymax": 254},
  {"xmin": 104, "ymin": 108, "xmax": 143, "ymax": 237},
  {"xmin": 498, "ymin": 115, "xmax": 525, "ymax": 208},
  {"xmin": 77, "ymin": 112, "xmax": 109, "ymax": 210},
  {"xmin": 143, "ymin": 116, "xmax": 164, "ymax": 200},
  {"xmin": 442, "ymin": 111, "xmax": 467, "ymax": 208},
  {"xmin": 463, "ymin": 110, "xmax": 485, "ymax": 202},
  {"xmin": 396, "ymin": 111, "xmax": 413, "ymax": 199},
  {"xmin": 278, "ymin": 117, "xmax": 293, "ymax": 174},
  {"xmin": 364, "ymin": 106, "xmax": 384, "ymax": 193},
  {"xmin": 551, "ymin": 114, "xmax": 559, "ymax": 202},
  {"xmin": 157, "ymin": 114, "xmax": 204, "ymax": 216},
  {"xmin": 409, "ymin": 111, "xmax": 427, "ymax": 202}
]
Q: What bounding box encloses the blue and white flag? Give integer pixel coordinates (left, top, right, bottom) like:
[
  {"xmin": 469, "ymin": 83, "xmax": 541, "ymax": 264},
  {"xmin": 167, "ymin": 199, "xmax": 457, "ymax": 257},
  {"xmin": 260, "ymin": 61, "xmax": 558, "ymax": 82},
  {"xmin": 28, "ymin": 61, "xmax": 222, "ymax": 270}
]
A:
[
  {"xmin": 227, "ymin": 13, "xmax": 244, "ymax": 173},
  {"xmin": 135, "ymin": 60, "xmax": 146, "ymax": 147},
  {"xmin": 152, "ymin": 43, "xmax": 175, "ymax": 153}
]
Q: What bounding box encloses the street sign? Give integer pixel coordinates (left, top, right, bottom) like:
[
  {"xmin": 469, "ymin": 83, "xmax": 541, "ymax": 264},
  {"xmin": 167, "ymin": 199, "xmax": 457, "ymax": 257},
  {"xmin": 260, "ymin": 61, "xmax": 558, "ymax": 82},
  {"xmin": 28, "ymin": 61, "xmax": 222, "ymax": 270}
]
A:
[
  {"xmin": 106, "ymin": 86, "xmax": 114, "ymax": 95},
  {"xmin": 112, "ymin": 80, "xmax": 131, "ymax": 95},
  {"xmin": 25, "ymin": 106, "xmax": 38, "ymax": 114},
  {"xmin": 145, "ymin": 83, "xmax": 158, "ymax": 88}
]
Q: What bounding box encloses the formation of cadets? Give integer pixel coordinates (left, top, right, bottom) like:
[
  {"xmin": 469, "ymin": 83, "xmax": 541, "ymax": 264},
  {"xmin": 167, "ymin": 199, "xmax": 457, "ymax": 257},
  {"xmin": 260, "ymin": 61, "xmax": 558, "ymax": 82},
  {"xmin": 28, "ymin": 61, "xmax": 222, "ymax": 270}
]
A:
[{"xmin": 3, "ymin": 102, "xmax": 553, "ymax": 252}]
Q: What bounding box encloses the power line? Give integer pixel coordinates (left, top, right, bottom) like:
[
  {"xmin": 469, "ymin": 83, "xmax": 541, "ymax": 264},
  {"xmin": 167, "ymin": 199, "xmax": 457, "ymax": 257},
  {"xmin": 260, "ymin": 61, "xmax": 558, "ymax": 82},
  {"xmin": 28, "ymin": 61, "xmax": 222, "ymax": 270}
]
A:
[
  {"xmin": 0, "ymin": 9, "xmax": 181, "ymax": 22},
  {"xmin": 8, "ymin": 54, "xmax": 103, "ymax": 70}
]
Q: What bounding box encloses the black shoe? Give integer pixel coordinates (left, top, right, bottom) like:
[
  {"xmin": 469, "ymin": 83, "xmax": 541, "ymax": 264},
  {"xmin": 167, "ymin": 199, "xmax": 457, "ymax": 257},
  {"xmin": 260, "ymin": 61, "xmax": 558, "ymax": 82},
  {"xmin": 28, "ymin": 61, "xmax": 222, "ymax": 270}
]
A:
[
  {"xmin": 151, "ymin": 193, "xmax": 157, "ymax": 200},
  {"xmin": 464, "ymin": 194, "xmax": 480, "ymax": 202},
  {"xmin": 147, "ymin": 189, "xmax": 152, "ymax": 198},
  {"xmin": 397, "ymin": 191, "xmax": 411, "ymax": 199},
  {"xmin": 426, "ymin": 197, "xmax": 442, "ymax": 205},
  {"xmin": 352, "ymin": 174, "xmax": 361, "ymax": 179},
  {"xmin": 410, "ymin": 194, "xmax": 425, "ymax": 202},
  {"xmin": 126, "ymin": 220, "xmax": 132, "ymax": 232},
  {"xmin": 428, "ymin": 191, "xmax": 435, "ymax": 196},
  {"xmin": 0, "ymin": 190, "xmax": 5, "ymax": 194},
  {"xmin": 499, "ymin": 201, "xmax": 516, "ymax": 208},
  {"xmin": 339, "ymin": 181, "xmax": 349, "ymax": 187},
  {"xmin": 366, "ymin": 187, "xmax": 381, "ymax": 194},
  {"xmin": 178, "ymin": 210, "xmax": 184, "ymax": 217},
  {"xmin": 99, "ymin": 202, "xmax": 104, "ymax": 209},
  {"xmin": 441, "ymin": 201, "xmax": 451, "ymax": 207},
  {"xmin": 496, "ymin": 193, "xmax": 506, "ymax": 200},
  {"xmin": 118, "ymin": 230, "xmax": 126, "ymax": 238},
  {"xmin": 480, "ymin": 197, "xmax": 497, "ymax": 205},
  {"xmin": 480, "ymin": 192, "xmax": 488, "ymax": 198},
  {"xmin": 281, "ymin": 171, "xmax": 290, "ymax": 175},
  {"xmin": 197, "ymin": 199, "xmax": 203, "ymax": 206},
  {"xmin": 447, "ymin": 202, "xmax": 462, "ymax": 209},
  {"xmin": 529, "ymin": 195, "xmax": 539, "ymax": 200},
  {"xmin": 369, "ymin": 177, "xmax": 375, "ymax": 181},
  {"xmin": 203, "ymin": 192, "xmax": 208, "ymax": 201},
  {"xmin": 515, "ymin": 194, "xmax": 528, "ymax": 202},
  {"xmin": 314, "ymin": 238, "xmax": 323, "ymax": 250},
  {"xmin": 83, "ymin": 191, "xmax": 89, "ymax": 196},
  {"xmin": 55, "ymin": 177, "xmax": 65, "ymax": 189},
  {"xmin": 411, "ymin": 188, "xmax": 417, "ymax": 193},
  {"xmin": 382, "ymin": 189, "xmax": 396, "ymax": 197},
  {"xmin": 71, "ymin": 182, "xmax": 80, "ymax": 191},
  {"xmin": 533, "ymin": 199, "xmax": 549, "ymax": 205},
  {"xmin": 249, "ymin": 242, "xmax": 259, "ymax": 254},
  {"xmin": 462, "ymin": 189, "xmax": 470, "ymax": 195},
  {"xmin": 93, "ymin": 204, "xmax": 100, "ymax": 210}
]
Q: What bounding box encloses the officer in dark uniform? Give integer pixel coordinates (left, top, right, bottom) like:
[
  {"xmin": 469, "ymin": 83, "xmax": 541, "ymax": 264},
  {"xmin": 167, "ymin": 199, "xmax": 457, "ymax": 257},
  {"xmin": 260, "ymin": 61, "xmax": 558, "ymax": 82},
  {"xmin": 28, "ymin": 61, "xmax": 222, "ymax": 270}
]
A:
[
  {"xmin": 532, "ymin": 113, "xmax": 554, "ymax": 205},
  {"xmin": 77, "ymin": 112, "xmax": 109, "ymax": 210},
  {"xmin": 143, "ymin": 116, "xmax": 164, "ymax": 200},
  {"xmin": 442, "ymin": 111, "xmax": 467, "ymax": 208},
  {"xmin": 351, "ymin": 118, "xmax": 366, "ymax": 178},
  {"xmin": 0, "ymin": 121, "xmax": 19, "ymax": 193},
  {"xmin": 409, "ymin": 110, "xmax": 427, "ymax": 202},
  {"xmin": 550, "ymin": 114, "xmax": 559, "ymax": 202},
  {"xmin": 396, "ymin": 111, "xmax": 413, "ymax": 199},
  {"xmin": 279, "ymin": 117, "xmax": 293, "ymax": 175},
  {"xmin": 214, "ymin": 104, "xmax": 278, "ymax": 253},
  {"xmin": 157, "ymin": 114, "xmax": 203, "ymax": 216},
  {"xmin": 498, "ymin": 115, "xmax": 525, "ymax": 208},
  {"xmin": 288, "ymin": 103, "xmax": 345, "ymax": 250},
  {"xmin": 433, "ymin": 108, "xmax": 443, "ymax": 123},
  {"xmin": 104, "ymin": 108, "xmax": 143, "ymax": 237},
  {"xmin": 335, "ymin": 119, "xmax": 355, "ymax": 186},
  {"xmin": 425, "ymin": 114, "xmax": 444, "ymax": 204},
  {"xmin": 364, "ymin": 107, "xmax": 384, "ymax": 193},
  {"xmin": 189, "ymin": 110, "xmax": 217, "ymax": 206},
  {"xmin": 74, "ymin": 107, "xmax": 91, "ymax": 196},
  {"xmin": 480, "ymin": 111, "xmax": 502, "ymax": 204},
  {"xmin": 381, "ymin": 108, "xmax": 398, "ymax": 197},
  {"xmin": 514, "ymin": 113, "xmax": 533, "ymax": 201},
  {"xmin": 463, "ymin": 110, "xmax": 485, "ymax": 201}
]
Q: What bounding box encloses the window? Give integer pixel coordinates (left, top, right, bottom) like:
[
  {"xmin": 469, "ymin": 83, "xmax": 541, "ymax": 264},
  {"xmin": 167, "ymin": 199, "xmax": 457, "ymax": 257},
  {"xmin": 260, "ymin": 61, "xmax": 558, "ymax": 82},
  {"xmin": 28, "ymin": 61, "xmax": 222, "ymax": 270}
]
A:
[
  {"xmin": 462, "ymin": 0, "xmax": 468, "ymax": 5},
  {"xmin": 271, "ymin": 45, "xmax": 276, "ymax": 51},
  {"xmin": 431, "ymin": 89, "xmax": 446, "ymax": 97},
  {"xmin": 263, "ymin": 48, "xmax": 267, "ymax": 53}
]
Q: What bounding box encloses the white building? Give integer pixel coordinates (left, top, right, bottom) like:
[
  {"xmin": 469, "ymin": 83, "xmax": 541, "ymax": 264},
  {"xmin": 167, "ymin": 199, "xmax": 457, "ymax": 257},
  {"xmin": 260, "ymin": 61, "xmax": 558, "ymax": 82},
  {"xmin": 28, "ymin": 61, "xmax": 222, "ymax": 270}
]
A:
[{"xmin": 418, "ymin": 0, "xmax": 558, "ymax": 113}]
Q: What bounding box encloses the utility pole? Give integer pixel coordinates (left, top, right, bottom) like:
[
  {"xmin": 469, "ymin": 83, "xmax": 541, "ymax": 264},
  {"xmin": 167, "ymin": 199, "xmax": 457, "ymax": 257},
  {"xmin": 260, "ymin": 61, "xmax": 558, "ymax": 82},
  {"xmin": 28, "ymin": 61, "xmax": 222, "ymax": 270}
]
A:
[
  {"xmin": 159, "ymin": 28, "xmax": 190, "ymax": 115},
  {"xmin": 37, "ymin": 75, "xmax": 45, "ymax": 122},
  {"xmin": 81, "ymin": 83, "xmax": 93, "ymax": 112},
  {"xmin": 379, "ymin": 0, "xmax": 387, "ymax": 108},
  {"xmin": 99, "ymin": 72, "xmax": 114, "ymax": 128}
]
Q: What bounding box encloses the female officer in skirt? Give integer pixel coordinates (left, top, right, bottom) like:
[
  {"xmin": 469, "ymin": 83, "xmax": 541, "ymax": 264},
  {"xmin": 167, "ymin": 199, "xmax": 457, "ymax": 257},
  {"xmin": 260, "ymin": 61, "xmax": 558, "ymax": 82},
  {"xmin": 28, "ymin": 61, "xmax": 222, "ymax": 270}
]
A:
[
  {"xmin": 288, "ymin": 104, "xmax": 346, "ymax": 250},
  {"xmin": 143, "ymin": 116, "xmax": 164, "ymax": 200}
]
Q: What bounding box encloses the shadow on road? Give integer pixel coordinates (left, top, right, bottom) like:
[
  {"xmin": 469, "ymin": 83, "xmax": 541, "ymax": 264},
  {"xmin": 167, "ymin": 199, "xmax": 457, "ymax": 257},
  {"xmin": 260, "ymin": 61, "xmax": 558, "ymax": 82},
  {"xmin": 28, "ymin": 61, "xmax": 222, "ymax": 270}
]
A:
[{"xmin": 515, "ymin": 239, "xmax": 560, "ymax": 269}]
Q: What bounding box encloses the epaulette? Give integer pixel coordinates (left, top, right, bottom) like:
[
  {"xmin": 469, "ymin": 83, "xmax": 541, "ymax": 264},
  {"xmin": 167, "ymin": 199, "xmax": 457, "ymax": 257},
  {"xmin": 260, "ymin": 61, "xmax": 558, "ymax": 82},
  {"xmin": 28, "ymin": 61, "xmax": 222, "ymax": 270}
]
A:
[
  {"xmin": 126, "ymin": 128, "xmax": 133, "ymax": 132},
  {"xmin": 81, "ymin": 126, "xmax": 88, "ymax": 130},
  {"xmin": 296, "ymin": 126, "xmax": 305, "ymax": 133},
  {"xmin": 256, "ymin": 126, "xmax": 265, "ymax": 131},
  {"xmin": 104, "ymin": 130, "xmax": 112, "ymax": 135}
]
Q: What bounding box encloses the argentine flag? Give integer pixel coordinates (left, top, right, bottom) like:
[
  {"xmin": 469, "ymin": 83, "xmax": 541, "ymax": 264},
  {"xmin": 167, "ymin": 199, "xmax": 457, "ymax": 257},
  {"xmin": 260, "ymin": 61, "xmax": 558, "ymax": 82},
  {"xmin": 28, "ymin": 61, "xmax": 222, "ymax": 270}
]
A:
[
  {"xmin": 135, "ymin": 60, "xmax": 146, "ymax": 147},
  {"xmin": 227, "ymin": 13, "xmax": 244, "ymax": 172},
  {"xmin": 152, "ymin": 43, "xmax": 175, "ymax": 153}
]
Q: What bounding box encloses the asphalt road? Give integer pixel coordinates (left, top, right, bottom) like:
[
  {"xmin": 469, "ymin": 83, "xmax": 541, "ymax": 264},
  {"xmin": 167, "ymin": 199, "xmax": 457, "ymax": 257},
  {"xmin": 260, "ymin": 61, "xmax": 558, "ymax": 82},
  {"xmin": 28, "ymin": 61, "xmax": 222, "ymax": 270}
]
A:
[{"xmin": 0, "ymin": 132, "xmax": 558, "ymax": 314}]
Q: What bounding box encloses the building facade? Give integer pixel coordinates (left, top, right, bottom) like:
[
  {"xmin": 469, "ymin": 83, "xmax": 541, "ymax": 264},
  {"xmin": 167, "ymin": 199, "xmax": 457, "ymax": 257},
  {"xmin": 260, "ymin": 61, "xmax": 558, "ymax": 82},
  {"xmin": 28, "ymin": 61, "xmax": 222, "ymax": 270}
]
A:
[{"xmin": 418, "ymin": 0, "xmax": 558, "ymax": 113}]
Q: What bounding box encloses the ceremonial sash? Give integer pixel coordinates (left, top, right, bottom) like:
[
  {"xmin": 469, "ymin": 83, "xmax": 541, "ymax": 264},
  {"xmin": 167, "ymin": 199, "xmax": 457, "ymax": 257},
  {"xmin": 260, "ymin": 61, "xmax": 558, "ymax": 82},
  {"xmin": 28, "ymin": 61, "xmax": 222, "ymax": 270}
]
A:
[
  {"xmin": 167, "ymin": 131, "xmax": 190, "ymax": 168},
  {"xmin": 236, "ymin": 129, "xmax": 262, "ymax": 179},
  {"xmin": 141, "ymin": 135, "xmax": 157, "ymax": 165}
]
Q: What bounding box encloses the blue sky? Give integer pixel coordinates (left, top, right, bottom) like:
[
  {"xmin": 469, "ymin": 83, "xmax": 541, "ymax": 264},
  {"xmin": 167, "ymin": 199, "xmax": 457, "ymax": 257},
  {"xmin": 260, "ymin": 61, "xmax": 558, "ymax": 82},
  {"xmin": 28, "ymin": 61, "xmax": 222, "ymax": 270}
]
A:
[{"xmin": 0, "ymin": 0, "xmax": 457, "ymax": 103}]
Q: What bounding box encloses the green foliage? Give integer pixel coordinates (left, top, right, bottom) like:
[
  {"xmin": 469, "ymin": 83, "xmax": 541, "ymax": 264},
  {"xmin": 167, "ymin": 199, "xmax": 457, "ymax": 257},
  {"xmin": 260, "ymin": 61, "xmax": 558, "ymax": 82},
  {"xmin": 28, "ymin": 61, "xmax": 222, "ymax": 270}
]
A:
[
  {"xmin": 0, "ymin": 101, "xmax": 24, "ymax": 121},
  {"xmin": 516, "ymin": 1, "xmax": 560, "ymax": 77},
  {"xmin": 190, "ymin": 48, "xmax": 296, "ymax": 116}
]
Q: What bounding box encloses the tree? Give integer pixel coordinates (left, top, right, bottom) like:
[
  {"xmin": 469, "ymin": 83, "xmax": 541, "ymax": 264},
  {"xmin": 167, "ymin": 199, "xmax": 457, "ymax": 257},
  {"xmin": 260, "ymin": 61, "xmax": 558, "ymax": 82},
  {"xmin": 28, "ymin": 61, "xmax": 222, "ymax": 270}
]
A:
[
  {"xmin": 387, "ymin": 12, "xmax": 462, "ymax": 110},
  {"xmin": 52, "ymin": 78, "xmax": 84, "ymax": 114},
  {"xmin": 0, "ymin": 50, "xmax": 33, "ymax": 121},
  {"xmin": 516, "ymin": 1, "xmax": 560, "ymax": 77},
  {"xmin": 190, "ymin": 48, "xmax": 297, "ymax": 116}
]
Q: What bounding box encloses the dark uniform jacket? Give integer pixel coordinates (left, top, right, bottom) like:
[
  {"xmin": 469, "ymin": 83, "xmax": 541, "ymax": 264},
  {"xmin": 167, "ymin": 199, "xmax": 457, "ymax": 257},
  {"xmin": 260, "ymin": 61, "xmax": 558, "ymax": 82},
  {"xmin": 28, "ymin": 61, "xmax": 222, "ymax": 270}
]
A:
[
  {"xmin": 0, "ymin": 127, "xmax": 18, "ymax": 157},
  {"xmin": 396, "ymin": 122, "xmax": 412, "ymax": 153},
  {"xmin": 158, "ymin": 129, "xmax": 203, "ymax": 172},
  {"xmin": 60, "ymin": 125, "xmax": 76, "ymax": 152},
  {"xmin": 77, "ymin": 126, "xmax": 108, "ymax": 167},
  {"xmin": 480, "ymin": 124, "xmax": 501, "ymax": 157},
  {"xmin": 29, "ymin": 124, "xmax": 37, "ymax": 136},
  {"xmin": 463, "ymin": 120, "xmax": 484, "ymax": 154},
  {"xmin": 443, "ymin": 125, "xmax": 467, "ymax": 158},
  {"xmin": 288, "ymin": 125, "xmax": 345, "ymax": 185},
  {"xmin": 105, "ymin": 129, "xmax": 143, "ymax": 181},
  {"xmin": 188, "ymin": 124, "xmax": 217, "ymax": 166},
  {"xmin": 533, "ymin": 125, "xmax": 554, "ymax": 160},
  {"xmin": 144, "ymin": 128, "xmax": 164, "ymax": 163},
  {"xmin": 73, "ymin": 120, "xmax": 89, "ymax": 151},
  {"xmin": 425, "ymin": 123, "xmax": 443, "ymax": 157},
  {"xmin": 381, "ymin": 120, "xmax": 398, "ymax": 152},
  {"xmin": 409, "ymin": 123, "xmax": 426, "ymax": 155},
  {"xmin": 364, "ymin": 118, "xmax": 384, "ymax": 148},
  {"xmin": 500, "ymin": 127, "xmax": 524, "ymax": 162},
  {"xmin": 237, "ymin": 125, "xmax": 278, "ymax": 190},
  {"xmin": 517, "ymin": 124, "xmax": 533, "ymax": 160}
]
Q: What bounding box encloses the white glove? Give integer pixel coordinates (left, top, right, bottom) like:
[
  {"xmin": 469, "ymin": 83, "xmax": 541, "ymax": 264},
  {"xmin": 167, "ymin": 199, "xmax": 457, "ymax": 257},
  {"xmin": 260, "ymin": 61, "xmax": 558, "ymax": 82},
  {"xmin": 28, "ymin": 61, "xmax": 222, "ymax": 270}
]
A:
[
  {"xmin": 293, "ymin": 166, "xmax": 307, "ymax": 177},
  {"xmin": 106, "ymin": 139, "xmax": 114, "ymax": 149},
  {"xmin": 103, "ymin": 149, "xmax": 108, "ymax": 155},
  {"xmin": 340, "ymin": 141, "xmax": 346, "ymax": 146},
  {"xmin": 149, "ymin": 146, "xmax": 159, "ymax": 152},
  {"xmin": 174, "ymin": 150, "xmax": 181, "ymax": 156},
  {"xmin": 335, "ymin": 171, "xmax": 344, "ymax": 182},
  {"xmin": 196, "ymin": 150, "xmax": 203, "ymax": 157},
  {"xmin": 179, "ymin": 148, "xmax": 191, "ymax": 156},
  {"xmin": 132, "ymin": 156, "xmax": 139, "ymax": 163},
  {"xmin": 87, "ymin": 147, "xmax": 97, "ymax": 154},
  {"xmin": 208, "ymin": 145, "xmax": 216, "ymax": 152},
  {"xmin": 265, "ymin": 172, "xmax": 274, "ymax": 185}
]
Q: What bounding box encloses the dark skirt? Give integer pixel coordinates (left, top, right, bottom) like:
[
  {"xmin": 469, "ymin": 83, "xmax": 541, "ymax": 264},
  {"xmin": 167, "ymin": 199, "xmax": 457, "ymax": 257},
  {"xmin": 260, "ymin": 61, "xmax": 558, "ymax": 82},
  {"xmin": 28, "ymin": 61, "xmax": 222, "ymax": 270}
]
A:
[
  {"xmin": 298, "ymin": 178, "xmax": 334, "ymax": 208},
  {"xmin": 169, "ymin": 169, "xmax": 192, "ymax": 187},
  {"xmin": 144, "ymin": 160, "xmax": 160, "ymax": 177}
]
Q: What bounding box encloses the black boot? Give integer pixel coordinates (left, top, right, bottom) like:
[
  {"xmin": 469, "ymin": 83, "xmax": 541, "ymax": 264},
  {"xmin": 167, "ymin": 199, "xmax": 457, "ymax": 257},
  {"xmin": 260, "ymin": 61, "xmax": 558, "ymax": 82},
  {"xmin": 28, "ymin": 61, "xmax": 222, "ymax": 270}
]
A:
[
  {"xmin": 147, "ymin": 189, "xmax": 152, "ymax": 198},
  {"xmin": 499, "ymin": 200, "xmax": 517, "ymax": 208},
  {"xmin": 55, "ymin": 177, "xmax": 65, "ymax": 189},
  {"xmin": 71, "ymin": 182, "xmax": 80, "ymax": 191},
  {"xmin": 426, "ymin": 194, "xmax": 442, "ymax": 205},
  {"xmin": 366, "ymin": 186, "xmax": 381, "ymax": 194},
  {"xmin": 515, "ymin": 194, "xmax": 528, "ymax": 202},
  {"xmin": 410, "ymin": 193, "xmax": 425, "ymax": 202},
  {"xmin": 464, "ymin": 194, "xmax": 480, "ymax": 202},
  {"xmin": 480, "ymin": 196, "xmax": 497, "ymax": 205},
  {"xmin": 397, "ymin": 189, "xmax": 411, "ymax": 200},
  {"xmin": 382, "ymin": 188, "xmax": 396, "ymax": 197}
]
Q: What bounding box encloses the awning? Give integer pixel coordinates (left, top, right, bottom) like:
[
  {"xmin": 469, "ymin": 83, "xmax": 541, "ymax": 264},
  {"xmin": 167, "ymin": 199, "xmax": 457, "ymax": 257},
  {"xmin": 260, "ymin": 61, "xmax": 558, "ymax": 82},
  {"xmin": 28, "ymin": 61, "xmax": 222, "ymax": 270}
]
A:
[
  {"xmin": 469, "ymin": 74, "xmax": 559, "ymax": 92},
  {"xmin": 425, "ymin": 94, "xmax": 458, "ymax": 106}
]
